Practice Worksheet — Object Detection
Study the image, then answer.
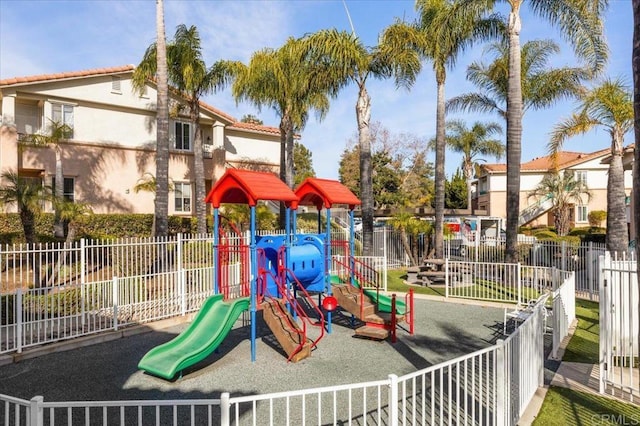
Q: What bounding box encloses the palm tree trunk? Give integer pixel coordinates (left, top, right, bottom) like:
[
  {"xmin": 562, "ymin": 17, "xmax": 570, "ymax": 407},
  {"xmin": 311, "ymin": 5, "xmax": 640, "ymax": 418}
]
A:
[
  {"xmin": 434, "ymin": 78, "xmax": 446, "ymax": 259},
  {"xmin": 191, "ymin": 102, "xmax": 207, "ymax": 234},
  {"xmin": 357, "ymin": 83, "xmax": 374, "ymax": 256},
  {"xmin": 54, "ymin": 146, "xmax": 64, "ymax": 238},
  {"xmin": 606, "ymin": 133, "xmax": 629, "ymax": 255},
  {"xmin": 154, "ymin": 0, "xmax": 170, "ymax": 238},
  {"xmin": 633, "ymin": 0, "xmax": 640, "ymax": 262},
  {"xmin": 464, "ymin": 161, "xmax": 474, "ymax": 214},
  {"xmin": 505, "ymin": 3, "xmax": 524, "ymax": 263},
  {"xmin": 554, "ymin": 207, "xmax": 570, "ymax": 236},
  {"xmin": 400, "ymin": 229, "xmax": 417, "ymax": 266},
  {"xmin": 278, "ymin": 114, "xmax": 291, "ymax": 229}
]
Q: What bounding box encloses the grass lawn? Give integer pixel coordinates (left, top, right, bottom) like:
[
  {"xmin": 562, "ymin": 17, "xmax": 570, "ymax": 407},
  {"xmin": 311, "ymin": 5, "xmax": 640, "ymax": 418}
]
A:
[
  {"xmin": 386, "ymin": 269, "xmax": 542, "ymax": 302},
  {"xmin": 534, "ymin": 298, "xmax": 640, "ymax": 422},
  {"xmin": 561, "ymin": 299, "xmax": 600, "ymax": 364},
  {"xmin": 533, "ymin": 386, "xmax": 640, "ymax": 425}
]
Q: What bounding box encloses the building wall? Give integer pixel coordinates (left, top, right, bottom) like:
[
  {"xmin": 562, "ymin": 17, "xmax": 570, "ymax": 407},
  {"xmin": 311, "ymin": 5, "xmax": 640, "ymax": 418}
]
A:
[
  {"xmin": 0, "ymin": 72, "xmax": 281, "ymax": 217},
  {"xmin": 481, "ymin": 159, "xmax": 631, "ymax": 228}
]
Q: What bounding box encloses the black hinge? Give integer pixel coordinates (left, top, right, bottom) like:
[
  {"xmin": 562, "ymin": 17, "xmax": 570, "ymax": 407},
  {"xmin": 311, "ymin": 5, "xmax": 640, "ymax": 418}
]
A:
[
  {"xmin": 604, "ymin": 362, "xmax": 608, "ymax": 371},
  {"xmin": 604, "ymin": 279, "xmax": 607, "ymax": 288}
]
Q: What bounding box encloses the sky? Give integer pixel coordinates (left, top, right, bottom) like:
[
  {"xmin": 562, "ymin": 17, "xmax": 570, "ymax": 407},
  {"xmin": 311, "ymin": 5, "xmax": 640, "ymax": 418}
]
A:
[{"xmin": 0, "ymin": 0, "xmax": 635, "ymax": 180}]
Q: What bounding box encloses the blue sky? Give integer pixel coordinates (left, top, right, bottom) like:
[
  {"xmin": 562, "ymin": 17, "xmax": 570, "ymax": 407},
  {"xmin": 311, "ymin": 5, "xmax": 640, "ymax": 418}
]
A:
[{"xmin": 0, "ymin": 0, "xmax": 635, "ymax": 180}]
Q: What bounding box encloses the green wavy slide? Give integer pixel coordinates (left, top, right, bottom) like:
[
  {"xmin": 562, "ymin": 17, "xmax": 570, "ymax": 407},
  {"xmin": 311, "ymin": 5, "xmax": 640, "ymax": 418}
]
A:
[
  {"xmin": 330, "ymin": 275, "xmax": 406, "ymax": 315},
  {"xmin": 138, "ymin": 294, "xmax": 250, "ymax": 380}
]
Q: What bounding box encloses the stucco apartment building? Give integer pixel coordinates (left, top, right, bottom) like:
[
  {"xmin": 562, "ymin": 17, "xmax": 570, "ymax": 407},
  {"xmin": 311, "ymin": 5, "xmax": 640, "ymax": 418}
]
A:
[
  {"xmin": 0, "ymin": 66, "xmax": 281, "ymax": 216},
  {"xmin": 475, "ymin": 148, "xmax": 633, "ymax": 228}
]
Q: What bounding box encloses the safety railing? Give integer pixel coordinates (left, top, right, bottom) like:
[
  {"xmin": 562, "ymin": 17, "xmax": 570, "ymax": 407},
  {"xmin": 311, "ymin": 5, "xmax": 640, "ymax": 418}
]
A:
[{"xmin": 2, "ymin": 302, "xmax": 546, "ymax": 425}]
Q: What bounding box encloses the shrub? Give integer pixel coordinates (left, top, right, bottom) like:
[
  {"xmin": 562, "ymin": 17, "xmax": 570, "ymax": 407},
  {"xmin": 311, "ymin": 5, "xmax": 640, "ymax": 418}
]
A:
[
  {"xmin": 588, "ymin": 210, "xmax": 607, "ymax": 227},
  {"xmin": 0, "ymin": 213, "xmax": 209, "ymax": 243},
  {"xmin": 533, "ymin": 229, "xmax": 558, "ymax": 240},
  {"xmin": 568, "ymin": 227, "xmax": 590, "ymax": 237}
]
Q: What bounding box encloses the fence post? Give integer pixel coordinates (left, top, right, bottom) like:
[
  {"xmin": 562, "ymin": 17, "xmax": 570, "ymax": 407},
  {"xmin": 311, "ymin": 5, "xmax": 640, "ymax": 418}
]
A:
[
  {"xmin": 382, "ymin": 227, "xmax": 387, "ymax": 268},
  {"xmin": 80, "ymin": 238, "xmax": 86, "ymax": 330},
  {"xmin": 112, "ymin": 276, "xmax": 119, "ymax": 331},
  {"xmin": 382, "ymin": 257, "xmax": 388, "ymax": 292},
  {"xmin": 388, "ymin": 374, "xmax": 398, "ymax": 426},
  {"xmin": 445, "ymin": 258, "xmax": 449, "ymax": 298},
  {"xmin": 29, "ymin": 396, "xmax": 43, "ymax": 426},
  {"xmin": 588, "ymin": 241, "xmax": 593, "ymax": 300},
  {"xmin": 496, "ymin": 339, "xmax": 506, "ymax": 426},
  {"xmin": 177, "ymin": 233, "xmax": 186, "ymax": 315},
  {"xmin": 561, "ymin": 240, "xmax": 567, "ymax": 271},
  {"xmin": 517, "ymin": 262, "xmax": 522, "ymax": 306},
  {"xmin": 598, "ymin": 253, "xmax": 608, "ymax": 394},
  {"xmin": 16, "ymin": 287, "xmax": 23, "ymax": 354},
  {"xmin": 220, "ymin": 392, "xmax": 230, "ymax": 426}
]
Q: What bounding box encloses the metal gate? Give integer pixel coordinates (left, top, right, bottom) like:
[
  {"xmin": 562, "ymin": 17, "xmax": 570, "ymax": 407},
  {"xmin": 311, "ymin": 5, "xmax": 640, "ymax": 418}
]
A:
[{"xmin": 599, "ymin": 253, "xmax": 640, "ymax": 403}]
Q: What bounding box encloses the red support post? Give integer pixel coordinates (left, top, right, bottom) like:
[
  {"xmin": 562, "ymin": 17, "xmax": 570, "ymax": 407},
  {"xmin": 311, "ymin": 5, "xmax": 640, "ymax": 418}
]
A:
[{"xmin": 409, "ymin": 288, "xmax": 415, "ymax": 335}]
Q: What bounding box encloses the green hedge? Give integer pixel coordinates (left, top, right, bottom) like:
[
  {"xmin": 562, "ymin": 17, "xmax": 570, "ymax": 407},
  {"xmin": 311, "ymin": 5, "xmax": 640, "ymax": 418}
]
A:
[{"xmin": 0, "ymin": 213, "xmax": 206, "ymax": 243}]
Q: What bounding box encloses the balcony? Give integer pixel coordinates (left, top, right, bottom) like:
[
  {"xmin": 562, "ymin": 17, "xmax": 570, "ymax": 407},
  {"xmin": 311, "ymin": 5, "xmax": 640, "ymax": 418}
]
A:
[{"xmin": 203, "ymin": 144, "xmax": 213, "ymax": 159}]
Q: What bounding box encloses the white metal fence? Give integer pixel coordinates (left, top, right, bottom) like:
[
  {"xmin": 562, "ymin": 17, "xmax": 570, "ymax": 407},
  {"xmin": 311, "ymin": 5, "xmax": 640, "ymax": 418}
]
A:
[
  {"xmin": 0, "ymin": 234, "xmax": 386, "ymax": 355},
  {"xmin": 1, "ymin": 300, "xmax": 547, "ymax": 426},
  {"xmin": 599, "ymin": 253, "xmax": 640, "ymax": 402},
  {"xmin": 444, "ymin": 260, "xmax": 559, "ymax": 305},
  {"xmin": 443, "ymin": 238, "xmax": 606, "ymax": 299},
  {"xmin": 552, "ymin": 271, "xmax": 576, "ymax": 359}
]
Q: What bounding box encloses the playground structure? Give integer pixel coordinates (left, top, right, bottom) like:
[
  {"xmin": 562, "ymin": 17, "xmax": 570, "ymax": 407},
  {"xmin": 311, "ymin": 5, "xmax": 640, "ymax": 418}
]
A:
[{"xmin": 138, "ymin": 170, "xmax": 414, "ymax": 379}]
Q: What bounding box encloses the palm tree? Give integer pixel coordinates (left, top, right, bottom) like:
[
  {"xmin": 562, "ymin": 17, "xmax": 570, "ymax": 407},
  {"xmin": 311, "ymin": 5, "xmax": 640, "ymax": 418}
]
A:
[
  {"xmin": 447, "ymin": 39, "xmax": 589, "ymax": 119},
  {"xmin": 0, "ymin": 171, "xmax": 51, "ymax": 288},
  {"xmin": 528, "ymin": 171, "xmax": 591, "ymax": 236},
  {"xmin": 133, "ymin": 24, "xmax": 235, "ymax": 234},
  {"xmin": 300, "ymin": 27, "xmax": 422, "ymax": 255},
  {"xmin": 43, "ymin": 199, "xmax": 93, "ymax": 287},
  {"xmin": 385, "ymin": 0, "xmax": 501, "ymax": 260},
  {"xmin": 431, "ymin": 120, "xmax": 504, "ymax": 212},
  {"xmin": 154, "ymin": 0, "xmax": 169, "ymax": 237},
  {"xmin": 133, "ymin": 173, "xmax": 175, "ymax": 236},
  {"xmin": 20, "ymin": 119, "xmax": 72, "ymax": 238},
  {"xmin": 633, "ymin": 0, "xmax": 640, "ymax": 261},
  {"xmin": 231, "ymin": 36, "xmax": 343, "ymax": 229},
  {"xmin": 475, "ymin": 0, "xmax": 608, "ymax": 262},
  {"xmin": 388, "ymin": 212, "xmax": 432, "ymax": 266},
  {"xmin": 549, "ymin": 78, "xmax": 633, "ymax": 254},
  {"xmin": 0, "ymin": 170, "xmax": 49, "ymax": 245},
  {"xmin": 57, "ymin": 200, "xmax": 93, "ymax": 244}
]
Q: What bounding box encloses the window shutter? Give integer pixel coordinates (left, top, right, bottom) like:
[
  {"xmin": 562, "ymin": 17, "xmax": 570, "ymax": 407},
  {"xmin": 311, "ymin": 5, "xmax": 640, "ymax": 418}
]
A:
[{"xmin": 111, "ymin": 76, "xmax": 121, "ymax": 92}]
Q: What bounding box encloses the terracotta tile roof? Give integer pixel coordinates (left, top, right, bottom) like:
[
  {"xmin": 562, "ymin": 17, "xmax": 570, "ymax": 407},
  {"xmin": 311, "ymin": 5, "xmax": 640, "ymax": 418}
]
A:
[
  {"xmin": 198, "ymin": 99, "xmax": 237, "ymax": 123},
  {"xmin": 482, "ymin": 148, "xmax": 611, "ymax": 173},
  {"xmin": 226, "ymin": 120, "xmax": 281, "ymax": 136},
  {"xmin": 0, "ymin": 65, "xmax": 135, "ymax": 86},
  {"xmin": 1, "ymin": 65, "xmax": 282, "ymax": 137}
]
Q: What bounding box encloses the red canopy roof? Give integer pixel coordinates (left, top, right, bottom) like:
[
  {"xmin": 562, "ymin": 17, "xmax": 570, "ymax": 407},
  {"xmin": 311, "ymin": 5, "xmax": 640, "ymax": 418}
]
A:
[
  {"xmin": 293, "ymin": 178, "xmax": 361, "ymax": 210},
  {"xmin": 205, "ymin": 169, "xmax": 298, "ymax": 207}
]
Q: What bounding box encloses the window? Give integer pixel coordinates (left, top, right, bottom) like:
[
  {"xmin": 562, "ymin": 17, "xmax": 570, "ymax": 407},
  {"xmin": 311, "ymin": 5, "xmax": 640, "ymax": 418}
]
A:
[
  {"xmin": 574, "ymin": 170, "xmax": 587, "ymax": 185},
  {"xmin": 174, "ymin": 182, "xmax": 192, "ymax": 213},
  {"xmin": 174, "ymin": 121, "xmax": 191, "ymax": 151},
  {"xmin": 51, "ymin": 177, "xmax": 75, "ymax": 202},
  {"xmin": 576, "ymin": 205, "xmax": 588, "ymax": 222},
  {"xmin": 51, "ymin": 103, "xmax": 74, "ymax": 138}
]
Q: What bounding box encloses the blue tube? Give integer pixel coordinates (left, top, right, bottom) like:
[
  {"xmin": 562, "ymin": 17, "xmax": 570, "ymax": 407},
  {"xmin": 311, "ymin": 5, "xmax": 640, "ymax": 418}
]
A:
[{"xmin": 250, "ymin": 206, "xmax": 257, "ymax": 362}]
